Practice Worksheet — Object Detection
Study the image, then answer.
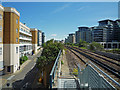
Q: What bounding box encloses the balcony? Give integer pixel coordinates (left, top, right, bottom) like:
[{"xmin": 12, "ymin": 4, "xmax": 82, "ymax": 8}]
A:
[
  {"xmin": 19, "ymin": 30, "xmax": 32, "ymax": 37},
  {"xmin": 19, "ymin": 37, "xmax": 32, "ymax": 41}
]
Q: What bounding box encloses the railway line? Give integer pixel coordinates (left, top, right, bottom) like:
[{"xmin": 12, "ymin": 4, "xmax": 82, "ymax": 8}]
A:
[
  {"xmin": 66, "ymin": 46, "xmax": 120, "ymax": 78},
  {"xmin": 65, "ymin": 46, "xmax": 120, "ymax": 87}
]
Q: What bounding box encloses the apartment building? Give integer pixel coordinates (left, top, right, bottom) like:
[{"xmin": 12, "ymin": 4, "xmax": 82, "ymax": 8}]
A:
[
  {"xmin": 66, "ymin": 33, "xmax": 76, "ymax": 44},
  {"xmin": 37, "ymin": 30, "xmax": 42, "ymax": 46},
  {"xmin": 30, "ymin": 28, "xmax": 38, "ymax": 54},
  {"xmin": 19, "ymin": 22, "xmax": 32, "ymax": 57},
  {"xmin": 0, "ymin": 4, "xmax": 45, "ymax": 74},
  {"xmin": 0, "ymin": 5, "xmax": 4, "ymax": 75},
  {"xmin": 3, "ymin": 7, "xmax": 20, "ymax": 74},
  {"xmin": 92, "ymin": 19, "xmax": 120, "ymax": 49},
  {"xmin": 75, "ymin": 27, "xmax": 92, "ymax": 43},
  {"xmin": 42, "ymin": 32, "xmax": 45, "ymax": 44}
]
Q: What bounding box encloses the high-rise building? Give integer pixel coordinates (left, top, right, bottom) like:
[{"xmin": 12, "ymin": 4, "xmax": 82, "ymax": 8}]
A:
[
  {"xmin": 37, "ymin": 30, "xmax": 42, "ymax": 46},
  {"xmin": 0, "ymin": 5, "xmax": 4, "ymax": 75},
  {"xmin": 3, "ymin": 7, "xmax": 20, "ymax": 74}
]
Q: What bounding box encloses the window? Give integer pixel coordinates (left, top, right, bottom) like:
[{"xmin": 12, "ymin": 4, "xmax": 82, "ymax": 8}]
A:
[
  {"xmin": 0, "ymin": 26, "xmax": 2, "ymax": 31},
  {"xmin": 16, "ymin": 38, "xmax": 18, "ymax": 43},
  {"xmin": 0, "ymin": 14, "xmax": 2, "ymax": 20},
  {"xmin": 0, "ymin": 47, "xmax": 2, "ymax": 55},
  {"xmin": 16, "ymin": 28, "xmax": 18, "ymax": 33},
  {"xmin": 7, "ymin": 66, "xmax": 11, "ymax": 72},
  {"xmin": 0, "ymin": 37, "xmax": 2, "ymax": 42},
  {"xmin": 16, "ymin": 19, "xmax": 18, "ymax": 24},
  {"xmin": 16, "ymin": 47, "xmax": 18, "ymax": 53}
]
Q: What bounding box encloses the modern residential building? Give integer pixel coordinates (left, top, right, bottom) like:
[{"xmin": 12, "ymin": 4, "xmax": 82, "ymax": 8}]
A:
[
  {"xmin": 37, "ymin": 30, "xmax": 42, "ymax": 46},
  {"xmin": 75, "ymin": 27, "xmax": 92, "ymax": 43},
  {"xmin": 0, "ymin": 5, "xmax": 4, "ymax": 75},
  {"xmin": 3, "ymin": 7, "xmax": 20, "ymax": 74},
  {"xmin": 19, "ymin": 22, "xmax": 32, "ymax": 57},
  {"xmin": 67, "ymin": 33, "xmax": 76, "ymax": 44},
  {"xmin": 92, "ymin": 19, "xmax": 120, "ymax": 49},
  {"xmin": 42, "ymin": 32, "xmax": 45, "ymax": 44},
  {"xmin": 30, "ymin": 28, "xmax": 38, "ymax": 54},
  {"xmin": 0, "ymin": 4, "xmax": 45, "ymax": 74}
]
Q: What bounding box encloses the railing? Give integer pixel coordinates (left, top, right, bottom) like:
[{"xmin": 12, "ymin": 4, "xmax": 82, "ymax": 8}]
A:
[
  {"xmin": 78, "ymin": 61, "xmax": 117, "ymax": 89},
  {"xmin": 49, "ymin": 50, "xmax": 61, "ymax": 89}
]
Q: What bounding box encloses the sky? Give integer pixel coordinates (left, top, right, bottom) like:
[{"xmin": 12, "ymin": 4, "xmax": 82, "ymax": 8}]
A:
[{"xmin": 2, "ymin": 2, "xmax": 118, "ymax": 41}]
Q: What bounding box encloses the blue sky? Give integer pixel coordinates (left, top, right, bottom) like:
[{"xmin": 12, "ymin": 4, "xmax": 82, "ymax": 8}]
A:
[{"xmin": 2, "ymin": 2, "xmax": 118, "ymax": 41}]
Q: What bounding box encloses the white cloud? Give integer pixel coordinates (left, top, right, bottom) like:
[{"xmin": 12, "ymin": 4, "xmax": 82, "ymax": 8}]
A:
[
  {"xmin": 51, "ymin": 3, "xmax": 71, "ymax": 14},
  {"xmin": 51, "ymin": 34, "xmax": 57, "ymax": 36}
]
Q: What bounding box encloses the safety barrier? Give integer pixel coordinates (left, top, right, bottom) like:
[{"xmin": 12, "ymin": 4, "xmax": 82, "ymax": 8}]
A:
[
  {"xmin": 49, "ymin": 50, "xmax": 61, "ymax": 89},
  {"xmin": 78, "ymin": 62, "xmax": 117, "ymax": 89}
]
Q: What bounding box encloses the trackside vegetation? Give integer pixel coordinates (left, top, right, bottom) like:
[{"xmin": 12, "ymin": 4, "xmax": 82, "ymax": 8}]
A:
[
  {"xmin": 36, "ymin": 39, "xmax": 64, "ymax": 70},
  {"xmin": 65, "ymin": 39, "xmax": 104, "ymax": 51}
]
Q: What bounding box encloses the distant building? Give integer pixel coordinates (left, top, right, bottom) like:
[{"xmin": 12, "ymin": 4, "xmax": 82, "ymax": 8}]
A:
[
  {"xmin": 60, "ymin": 40, "xmax": 64, "ymax": 44},
  {"xmin": 37, "ymin": 30, "xmax": 42, "ymax": 46},
  {"xmin": 42, "ymin": 32, "xmax": 45, "ymax": 44},
  {"xmin": 75, "ymin": 27, "xmax": 92, "ymax": 43},
  {"xmin": 30, "ymin": 28, "xmax": 38, "ymax": 54},
  {"xmin": 67, "ymin": 33, "xmax": 75, "ymax": 44}
]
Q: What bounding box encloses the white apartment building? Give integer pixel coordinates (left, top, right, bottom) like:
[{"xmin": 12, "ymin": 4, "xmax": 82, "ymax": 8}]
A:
[{"xmin": 19, "ymin": 22, "xmax": 32, "ymax": 57}]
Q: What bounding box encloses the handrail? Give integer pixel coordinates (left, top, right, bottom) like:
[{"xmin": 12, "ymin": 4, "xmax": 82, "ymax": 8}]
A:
[
  {"xmin": 89, "ymin": 61, "xmax": 120, "ymax": 87},
  {"xmin": 50, "ymin": 50, "xmax": 61, "ymax": 89}
]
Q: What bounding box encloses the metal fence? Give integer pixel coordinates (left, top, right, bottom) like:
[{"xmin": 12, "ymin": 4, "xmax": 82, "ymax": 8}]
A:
[
  {"xmin": 49, "ymin": 50, "xmax": 61, "ymax": 89},
  {"xmin": 78, "ymin": 62, "xmax": 116, "ymax": 89}
]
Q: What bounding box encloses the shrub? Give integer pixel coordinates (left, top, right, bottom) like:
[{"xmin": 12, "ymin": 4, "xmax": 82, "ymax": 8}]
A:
[
  {"xmin": 20, "ymin": 56, "xmax": 28, "ymax": 65},
  {"xmin": 61, "ymin": 60, "xmax": 64, "ymax": 65},
  {"xmin": 72, "ymin": 68, "xmax": 78, "ymax": 76}
]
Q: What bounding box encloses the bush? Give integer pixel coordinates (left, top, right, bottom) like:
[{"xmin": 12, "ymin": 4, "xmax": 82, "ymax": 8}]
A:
[
  {"xmin": 61, "ymin": 60, "xmax": 64, "ymax": 65},
  {"xmin": 20, "ymin": 56, "xmax": 28, "ymax": 65},
  {"xmin": 36, "ymin": 39, "xmax": 64, "ymax": 70}
]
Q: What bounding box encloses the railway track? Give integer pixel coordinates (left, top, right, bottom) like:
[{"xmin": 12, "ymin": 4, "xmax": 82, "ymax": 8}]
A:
[{"xmin": 66, "ymin": 46, "xmax": 120, "ymax": 79}]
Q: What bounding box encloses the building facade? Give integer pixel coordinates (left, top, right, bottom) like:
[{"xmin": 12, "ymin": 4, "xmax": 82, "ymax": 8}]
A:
[
  {"xmin": 30, "ymin": 28, "xmax": 38, "ymax": 54},
  {"xmin": 19, "ymin": 22, "xmax": 32, "ymax": 57},
  {"xmin": 42, "ymin": 32, "xmax": 45, "ymax": 44},
  {"xmin": 0, "ymin": 5, "xmax": 4, "ymax": 75},
  {"xmin": 75, "ymin": 27, "xmax": 92, "ymax": 43},
  {"xmin": 3, "ymin": 7, "xmax": 20, "ymax": 74},
  {"xmin": 67, "ymin": 33, "xmax": 76, "ymax": 44},
  {"xmin": 92, "ymin": 19, "xmax": 120, "ymax": 49},
  {"xmin": 37, "ymin": 30, "xmax": 42, "ymax": 46},
  {"xmin": 0, "ymin": 4, "xmax": 46, "ymax": 74}
]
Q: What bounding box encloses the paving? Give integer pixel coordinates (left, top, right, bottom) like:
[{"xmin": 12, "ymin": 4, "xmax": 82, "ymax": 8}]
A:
[
  {"xmin": 53, "ymin": 49, "xmax": 77, "ymax": 89},
  {"xmin": 1, "ymin": 48, "xmax": 43, "ymax": 89}
]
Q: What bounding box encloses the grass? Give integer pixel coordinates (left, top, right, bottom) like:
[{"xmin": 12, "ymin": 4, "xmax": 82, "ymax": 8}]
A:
[{"xmin": 80, "ymin": 47, "xmax": 87, "ymax": 49}]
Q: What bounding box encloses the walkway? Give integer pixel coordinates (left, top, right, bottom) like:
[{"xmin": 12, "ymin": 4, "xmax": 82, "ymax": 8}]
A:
[{"xmin": 53, "ymin": 49, "xmax": 78, "ymax": 89}]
